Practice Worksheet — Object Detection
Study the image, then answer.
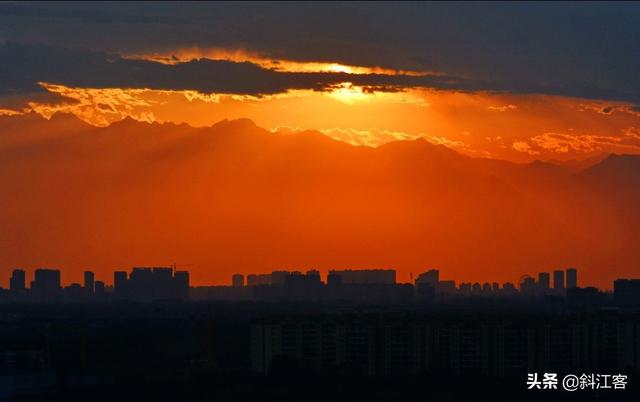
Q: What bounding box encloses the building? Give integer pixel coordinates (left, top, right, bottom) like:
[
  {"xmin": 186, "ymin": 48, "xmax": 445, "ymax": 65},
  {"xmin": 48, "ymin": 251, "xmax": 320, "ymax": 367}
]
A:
[
  {"xmin": 31, "ymin": 268, "xmax": 61, "ymax": 300},
  {"xmin": 251, "ymin": 313, "xmax": 640, "ymax": 377},
  {"xmin": 232, "ymin": 274, "xmax": 245, "ymax": 288},
  {"xmin": 247, "ymin": 274, "xmax": 271, "ymax": 287},
  {"xmin": 174, "ymin": 270, "xmax": 190, "ymax": 300},
  {"xmin": 94, "ymin": 280, "xmax": 105, "ymax": 296},
  {"xmin": 9, "ymin": 269, "xmax": 26, "ymax": 292},
  {"xmin": 537, "ymin": 272, "xmax": 550, "ymax": 293},
  {"xmin": 125, "ymin": 267, "xmax": 187, "ymax": 300},
  {"xmin": 614, "ymin": 279, "xmax": 640, "ymax": 309},
  {"xmin": 114, "ymin": 271, "xmax": 128, "ymax": 297},
  {"xmin": 84, "ymin": 270, "xmax": 95, "ymax": 293},
  {"xmin": 415, "ymin": 269, "xmax": 439, "ymax": 288},
  {"xmin": 553, "ymin": 270, "xmax": 565, "ymax": 292},
  {"xmin": 328, "ymin": 269, "xmax": 396, "ymax": 285},
  {"xmin": 439, "ymin": 280, "xmax": 457, "ymax": 295},
  {"xmin": 520, "ymin": 277, "xmax": 536, "ymax": 296},
  {"xmin": 566, "ymin": 268, "xmax": 578, "ymax": 289}
]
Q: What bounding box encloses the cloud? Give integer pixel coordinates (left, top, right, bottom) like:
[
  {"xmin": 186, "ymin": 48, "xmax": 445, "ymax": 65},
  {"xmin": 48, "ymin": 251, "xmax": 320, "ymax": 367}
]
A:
[
  {"xmin": 317, "ymin": 127, "xmax": 467, "ymax": 149},
  {"xmin": 2, "ymin": 3, "xmax": 640, "ymax": 104},
  {"xmin": 0, "ymin": 108, "xmax": 22, "ymax": 116},
  {"xmin": 25, "ymin": 83, "xmax": 160, "ymax": 126},
  {"xmin": 512, "ymin": 140, "xmax": 540, "ymax": 155},
  {"xmin": 529, "ymin": 132, "xmax": 640, "ymax": 154},
  {"xmin": 2, "ymin": 37, "xmax": 640, "ymax": 107},
  {"xmin": 488, "ymin": 104, "xmax": 517, "ymax": 112},
  {"xmin": 0, "ymin": 43, "xmax": 474, "ymax": 103}
]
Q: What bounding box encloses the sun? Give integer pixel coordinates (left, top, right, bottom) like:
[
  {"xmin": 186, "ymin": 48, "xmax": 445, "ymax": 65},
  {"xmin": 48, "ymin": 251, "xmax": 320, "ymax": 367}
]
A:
[
  {"xmin": 328, "ymin": 82, "xmax": 369, "ymax": 103},
  {"xmin": 326, "ymin": 63, "xmax": 355, "ymax": 74}
]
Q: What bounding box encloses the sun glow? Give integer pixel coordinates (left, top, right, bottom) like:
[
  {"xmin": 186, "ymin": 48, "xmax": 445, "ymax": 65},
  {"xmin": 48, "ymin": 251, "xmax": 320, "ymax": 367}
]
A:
[
  {"xmin": 125, "ymin": 48, "xmax": 429, "ymax": 76},
  {"xmin": 327, "ymin": 82, "xmax": 370, "ymax": 103}
]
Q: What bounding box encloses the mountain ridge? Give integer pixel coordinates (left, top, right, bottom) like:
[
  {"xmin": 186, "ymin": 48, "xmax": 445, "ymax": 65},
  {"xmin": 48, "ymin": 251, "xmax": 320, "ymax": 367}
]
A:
[{"xmin": 0, "ymin": 112, "xmax": 639, "ymax": 288}]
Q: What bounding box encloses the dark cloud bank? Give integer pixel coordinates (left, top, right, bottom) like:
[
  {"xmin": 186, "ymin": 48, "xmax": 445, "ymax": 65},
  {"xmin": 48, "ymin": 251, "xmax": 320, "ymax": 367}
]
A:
[{"xmin": 1, "ymin": 2, "xmax": 640, "ymax": 103}]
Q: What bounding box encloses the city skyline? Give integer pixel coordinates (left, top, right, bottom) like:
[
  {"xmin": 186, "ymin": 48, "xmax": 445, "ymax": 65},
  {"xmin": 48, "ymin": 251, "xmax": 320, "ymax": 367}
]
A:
[
  {"xmin": 2, "ymin": 265, "xmax": 590, "ymax": 289},
  {"xmin": 1, "ymin": 3, "xmax": 640, "ymax": 400},
  {"xmin": 2, "ymin": 265, "xmax": 631, "ymax": 294}
]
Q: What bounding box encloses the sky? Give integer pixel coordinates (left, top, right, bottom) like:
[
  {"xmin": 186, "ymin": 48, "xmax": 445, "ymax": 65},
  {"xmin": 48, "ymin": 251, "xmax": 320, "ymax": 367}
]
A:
[
  {"xmin": 2, "ymin": 2, "xmax": 640, "ymax": 163},
  {"xmin": 2, "ymin": 2, "xmax": 640, "ymax": 288}
]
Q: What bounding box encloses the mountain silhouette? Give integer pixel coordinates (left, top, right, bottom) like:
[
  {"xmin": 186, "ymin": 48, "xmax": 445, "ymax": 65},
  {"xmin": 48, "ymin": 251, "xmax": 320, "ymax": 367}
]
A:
[{"xmin": 0, "ymin": 113, "xmax": 638, "ymax": 287}]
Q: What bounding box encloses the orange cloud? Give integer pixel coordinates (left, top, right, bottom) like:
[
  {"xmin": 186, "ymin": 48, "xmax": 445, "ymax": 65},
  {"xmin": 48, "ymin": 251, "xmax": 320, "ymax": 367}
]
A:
[
  {"xmin": 15, "ymin": 82, "xmax": 640, "ymax": 163},
  {"xmin": 488, "ymin": 104, "xmax": 517, "ymax": 112},
  {"xmin": 125, "ymin": 47, "xmax": 431, "ymax": 76},
  {"xmin": 529, "ymin": 131, "xmax": 640, "ymax": 154},
  {"xmin": 512, "ymin": 140, "xmax": 540, "ymax": 155},
  {"xmin": 0, "ymin": 108, "xmax": 23, "ymax": 116}
]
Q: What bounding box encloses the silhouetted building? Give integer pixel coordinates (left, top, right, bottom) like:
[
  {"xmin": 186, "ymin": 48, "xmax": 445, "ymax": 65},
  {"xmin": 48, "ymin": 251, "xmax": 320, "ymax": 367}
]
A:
[
  {"xmin": 614, "ymin": 279, "xmax": 640, "ymax": 310},
  {"xmin": 94, "ymin": 280, "xmax": 105, "ymax": 296},
  {"xmin": 520, "ymin": 277, "xmax": 536, "ymax": 296},
  {"xmin": 124, "ymin": 267, "xmax": 187, "ymax": 300},
  {"xmin": 232, "ymin": 274, "xmax": 245, "ymax": 287},
  {"xmin": 247, "ymin": 274, "xmax": 271, "ymax": 287},
  {"xmin": 251, "ymin": 312, "xmax": 640, "ymax": 377},
  {"xmin": 84, "ymin": 270, "xmax": 95, "ymax": 294},
  {"xmin": 328, "ymin": 269, "xmax": 396, "ymax": 285},
  {"xmin": 9, "ymin": 269, "xmax": 26, "ymax": 292},
  {"xmin": 64, "ymin": 283, "xmax": 84, "ymax": 301},
  {"xmin": 114, "ymin": 271, "xmax": 128, "ymax": 298},
  {"xmin": 415, "ymin": 269, "xmax": 439, "ymax": 301},
  {"xmin": 174, "ymin": 270, "xmax": 189, "ymax": 300},
  {"xmin": 566, "ymin": 286, "xmax": 603, "ymax": 310},
  {"xmin": 440, "ymin": 280, "xmax": 457, "ymax": 295},
  {"xmin": 553, "ymin": 270, "xmax": 565, "ymax": 292},
  {"xmin": 502, "ymin": 282, "xmax": 516, "ymax": 293},
  {"xmin": 271, "ymin": 270, "xmax": 294, "ymax": 287},
  {"xmin": 31, "ymin": 268, "xmax": 61, "ymax": 300},
  {"xmin": 282, "ymin": 270, "xmax": 323, "ymax": 301},
  {"xmin": 415, "ymin": 269, "xmax": 439, "ymax": 288},
  {"xmin": 537, "ymin": 272, "xmax": 550, "ymax": 293},
  {"xmin": 566, "ymin": 268, "xmax": 577, "ymax": 289}
]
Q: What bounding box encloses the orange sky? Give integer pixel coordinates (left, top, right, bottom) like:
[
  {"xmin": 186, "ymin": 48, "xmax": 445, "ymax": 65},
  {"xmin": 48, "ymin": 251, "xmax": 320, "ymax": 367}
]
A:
[
  {"xmin": 2, "ymin": 48, "xmax": 640, "ymax": 290},
  {"xmin": 11, "ymin": 79, "xmax": 640, "ymax": 164}
]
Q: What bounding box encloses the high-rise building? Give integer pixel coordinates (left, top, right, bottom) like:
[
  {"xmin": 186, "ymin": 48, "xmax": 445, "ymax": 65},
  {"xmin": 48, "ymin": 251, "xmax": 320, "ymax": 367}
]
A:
[
  {"xmin": 247, "ymin": 274, "xmax": 271, "ymax": 287},
  {"xmin": 232, "ymin": 274, "xmax": 245, "ymax": 287},
  {"xmin": 520, "ymin": 277, "xmax": 536, "ymax": 295},
  {"xmin": 270, "ymin": 271, "xmax": 290, "ymax": 287},
  {"xmin": 114, "ymin": 271, "xmax": 128, "ymax": 297},
  {"xmin": 94, "ymin": 280, "xmax": 105, "ymax": 296},
  {"xmin": 32, "ymin": 268, "xmax": 61, "ymax": 300},
  {"xmin": 174, "ymin": 270, "xmax": 190, "ymax": 300},
  {"xmin": 328, "ymin": 269, "xmax": 396, "ymax": 285},
  {"xmin": 553, "ymin": 270, "xmax": 565, "ymax": 291},
  {"xmin": 84, "ymin": 270, "xmax": 95, "ymax": 293},
  {"xmin": 120, "ymin": 267, "xmax": 189, "ymax": 300},
  {"xmin": 614, "ymin": 279, "xmax": 640, "ymax": 309},
  {"xmin": 9, "ymin": 269, "xmax": 26, "ymax": 292},
  {"xmin": 566, "ymin": 268, "xmax": 578, "ymax": 289},
  {"xmin": 538, "ymin": 272, "xmax": 550, "ymax": 292},
  {"xmin": 415, "ymin": 269, "xmax": 439, "ymax": 288}
]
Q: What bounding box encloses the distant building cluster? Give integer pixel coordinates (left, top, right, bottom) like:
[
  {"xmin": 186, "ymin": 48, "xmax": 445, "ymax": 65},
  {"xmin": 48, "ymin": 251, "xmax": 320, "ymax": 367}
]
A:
[
  {"xmin": 197, "ymin": 267, "xmax": 584, "ymax": 302},
  {"xmin": 251, "ymin": 313, "xmax": 640, "ymax": 376},
  {"xmin": 2, "ymin": 267, "xmax": 189, "ymax": 302},
  {"xmin": 2, "ymin": 266, "xmax": 640, "ymax": 309}
]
